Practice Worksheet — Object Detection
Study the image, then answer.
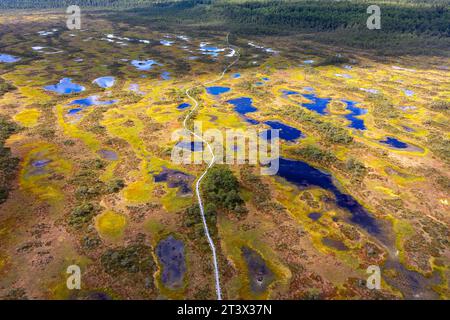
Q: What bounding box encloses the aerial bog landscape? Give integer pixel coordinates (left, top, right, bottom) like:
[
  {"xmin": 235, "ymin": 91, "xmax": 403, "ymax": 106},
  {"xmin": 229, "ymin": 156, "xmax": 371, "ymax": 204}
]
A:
[{"xmin": 0, "ymin": 0, "xmax": 448, "ymax": 300}]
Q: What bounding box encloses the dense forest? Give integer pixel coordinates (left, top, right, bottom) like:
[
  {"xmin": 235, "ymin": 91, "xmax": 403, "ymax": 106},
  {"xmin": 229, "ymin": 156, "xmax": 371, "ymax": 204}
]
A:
[
  {"xmin": 0, "ymin": 0, "xmax": 160, "ymax": 9},
  {"xmin": 1, "ymin": 0, "xmax": 449, "ymax": 53},
  {"xmin": 1, "ymin": 1, "xmax": 448, "ymax": 37}
]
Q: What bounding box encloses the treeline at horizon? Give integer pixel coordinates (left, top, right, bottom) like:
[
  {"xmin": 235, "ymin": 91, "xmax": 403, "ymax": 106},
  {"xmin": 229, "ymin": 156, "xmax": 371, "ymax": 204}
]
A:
[
  {"xmin": 1, "ymin": 0, "xmax": 449, "ymax": 9},
  {"xmin": 0, "ymin": 0, "xmax": 165, "ymax": 9},
  {"xmin": 1, "ymin": 0, "xmax": 449, "ymax": 55}
]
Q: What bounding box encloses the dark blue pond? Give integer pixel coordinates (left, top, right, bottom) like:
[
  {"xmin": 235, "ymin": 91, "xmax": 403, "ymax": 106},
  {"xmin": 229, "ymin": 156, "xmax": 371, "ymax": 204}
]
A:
[
  {"xmin": 0, "ymin": 53, "xmax": 21, "ymax": 63},
  {"xmin": 98, "ymin": 149, "xmax": 118, "ymax": 161},
  {"xmin": 68, "ymin": 108, "xmax": 82, "ymax": 115},
  {"xmin": 262, "ymin": 77, "xmax": 270, "ymax": 81},
  {"xmin": 44, "ymin": 78, "xmax": 85, "ymax": 94},
  {"xmin": 241, "ymin": 246, "xmax": 274, "ymax": 294},
  {"xmin": 93, "ymin": 76, "xmax": 115, "ymax": 88},
  {"xmin": 402, "ymin": 126, "xmax": 415, "ymax": 133},
  {"xmin": 177, "ymin": 103, "xmax": 191, "ymax": 110},
  {"xmin": 232, "ymin": 73, "xmax": 241, "ymax": 79},
  {"xmin": 156, "ymin": 235, "xmax": 186, "ymax": 289},
  {"xmin": 383, "ymin": 259, "xmax": 441, "ymax": 299},
  {"xmin": 322, "ymin": 237, "xmax": 349, "ymax": 251},
  {"xmin": 68, "ymin": 96, "xmax": 117, "ymax": 107},
  {"xmin": 28, "ymin": 159, "xmax": 52, "ymax": 176},
  {"xmin": 153, "ymin": 166, "xmax": 194, "ymax": 195},
  {"xmin": 227, "ymin": 97, "xmax": 258, "ymax": 115},
  {"xmin": 308, "ymin": 212, "xmax": 322, "ymax": 221},
  {"xmin": 277, "ymin": 158, "xmax": 380, "ymax": 235},
  {"xmin": 342, "ymin": 100, "xmax": 367, "ymax": 130},
  {"xmin": 379, "ymin": 137, "xmax": 409, "ymax": 149},
  {"xmin": 301, "ymin": 94, "xmax": 331, "ymax": 115},
  {"xmin": 32, "ymin": 159, "xmax": 52, "ymax": 168},
  {"xmin": 261, "ymin": 121, "xmax": 303, "ymax": 142},
  {"xmin": 206, "ymin": 86, "xmax": 230, "ymax": 96},
  {"xmin": 282, "ymin": 90, "xmax": 299, "ymax": 96},
  {"xmin": 176, "ymin": 141, "xmax": 203, "ymax": 152}
]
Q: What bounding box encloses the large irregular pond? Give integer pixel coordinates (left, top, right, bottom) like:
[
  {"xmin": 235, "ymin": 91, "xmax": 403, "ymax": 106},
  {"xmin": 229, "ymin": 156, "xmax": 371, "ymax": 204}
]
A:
[
  {"xmin": 301, "ymin": 93, "xmax": 331, "ymax": 115},
  {"xmin": 0, "ymin": 53, "xmax": 21, "ymax": 63},
  {"xmin": 342, "ymin": 100, "xmax": 367, "ymax": 130},
  {"xmin": 44, "ymin": 78, "xmax": 85, "ymax": 94},
  {"xmin": 68, "ymin": 95, "xmax": 117, "ymax": 108},
  {"xmin": 153, "ymin": 166, "xmax": 194, "ymax": 195},
  {"xmin": 156, "ymin": 235, "xmax": 186, "ymax": 289},
  {"xmin": 241, "ymin": 246, "xmax": 275, "ymax": 294},
  {"xmin": 206, "ymin": 86, "xmax": 231, "ymax": 96},
  {"xmin": 383, "ymin": 259, "xmax": 441, "ymax": 300},
  {"xmin": 261, "ymin": 120, "xmax": 303, "ymax": 142},
  {"xmin": 277, "ymin": 158, "xmax": 380, "ymax": 236},
  {"xmin": 379, "ymin": 137, "xmax": 409, "ymax": 149},
  {"xmin": 226, "ymin": 97, "xmax": 258, "ymax": 115}
]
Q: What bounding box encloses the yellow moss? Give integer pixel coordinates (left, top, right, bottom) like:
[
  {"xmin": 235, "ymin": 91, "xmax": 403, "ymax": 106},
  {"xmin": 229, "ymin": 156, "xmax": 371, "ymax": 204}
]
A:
[
  {"xmin": 218, "ymin": 215, "xmax": 291, "ymax": 299},
  {"xmin": 13, "ymin": 108, "xmax": 41, "ymax": 127},
  {"xmin": 391, "ymin": 217, "xmax": 414, "ymax": 263},
  {"xmin": 161, "ymin": 188, "xmax": 193, "ymax": 213},
  {"xmin": 56, "ymin": 104, "xmax": 101, "ymax": 151},
  {"xmin": 95, "ymin": 210, "xmax": 127, "ymax": 240},
  {"xmin": 374, "ymin": 186, "xmax": 399, "ymax": 198},
  {"xmin": 19, "ymin": 142, "xmax": 72, "ymax": 202},
  {"xmin": 123, "ymin": 180, "xmax": 153, "ymax": 203},
  {"xmin": 18, "ymin": 86, "xmax": 53, "ymax": 105}
]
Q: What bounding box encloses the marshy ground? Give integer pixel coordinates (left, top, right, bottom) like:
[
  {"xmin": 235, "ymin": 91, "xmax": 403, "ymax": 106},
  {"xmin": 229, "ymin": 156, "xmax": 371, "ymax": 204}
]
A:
[{"xmin": 0, "ymin": 10, "xmax": 448, "ymax": 300}]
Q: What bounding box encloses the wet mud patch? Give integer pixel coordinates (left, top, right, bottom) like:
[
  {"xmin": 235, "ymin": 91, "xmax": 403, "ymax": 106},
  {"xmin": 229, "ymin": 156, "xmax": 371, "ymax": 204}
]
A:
[
  {"xmin": 241, "ymin": 246, "xmax": 275, "ymax": 294},
  {"xmin": 153, "ymin": 166, "xmax": 194, "ymax": 196},
  {"xmin": 156, "ymin": 235, "xmax": 186, "ymax": 289}
]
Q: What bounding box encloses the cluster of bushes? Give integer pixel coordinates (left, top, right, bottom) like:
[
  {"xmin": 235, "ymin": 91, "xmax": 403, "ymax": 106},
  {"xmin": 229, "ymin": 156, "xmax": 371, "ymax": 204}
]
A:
[
  {"xmin": 427, "ymin": 133, "xmax": 450, "ymax": 164},
  {"xmin": 202, "ymin": 165, "xmax": 247, "ymax": 217},
  {"xmin": 345, "ymin": 157, "xmax": 367, "ymax": 183},
  {"xmin": 292, "ymin": 145, "xmax": 367, "ymax": 183},
  {"xmin": 184, "ymin": 166, "xmax": 246, "ymax": 243},
  {"xmin": 0, "ymin": 79, "xmax": 15, "ymax": 97},
  {"xmin": 292, "ymin": 145, "xmax": 338, "ymax": 166},
  {"xmin": 101, "ymin": 244, "xmax": 155, "ymax": 275},
  {"xmin": 71, "ymin": 159, "xmax": 125, "ymax": 201},
  {"xmin": 314, "ymin": 55, "xmax": 350, "ymax": 67},
  {"xmin": 429, "ymin": 100, "xmax": 449, "ymax": 112},
  {"xmin": 0, "ymin": 116, "xmax": 21, "ymax": 204},
  {"xmin": 284, "ymin": 108, "xmax": 353, "ymax": 144},
  {"xmin": 239, "ymin": 165, "xmax": 277, "ymax": 212},
  {"xmin": 68, "ymin": 203, "xmax": 100, "ymax": 229},
  {"xmin": 369, "ymin": 95, "xmax": 399, "ymax": 119},
  {"xmin": 69, "ymin": 159, "xmax": 125, "ymax": 229},
  {"xmin": 184, "ymin": 203, "xmax": 216, "ymax": 241}
]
